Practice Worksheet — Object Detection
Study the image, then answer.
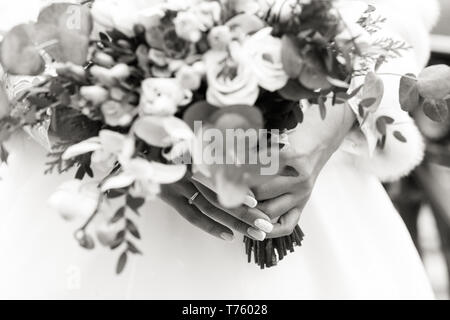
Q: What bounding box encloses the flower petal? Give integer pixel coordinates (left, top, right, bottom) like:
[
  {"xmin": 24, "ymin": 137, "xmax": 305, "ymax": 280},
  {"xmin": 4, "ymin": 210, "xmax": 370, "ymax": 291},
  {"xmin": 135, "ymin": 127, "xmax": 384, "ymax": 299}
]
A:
[
  {"xmin": 215, "ymin": 169, "xmax": 248, "ymax": 208},
  {"xmin": 99, "ymin": 130, "xmax": 127, "ymax": 154},
  {"xmin": 62, "ymin": 138, "xmax": 101, "ymax": 160},
  {"xmin": 150, "ymin": 162, "xmax": 187, "ymax": 184},
  {"xmin": 101, "ymin": 173, "xmax": 135, "ymax": 192}
]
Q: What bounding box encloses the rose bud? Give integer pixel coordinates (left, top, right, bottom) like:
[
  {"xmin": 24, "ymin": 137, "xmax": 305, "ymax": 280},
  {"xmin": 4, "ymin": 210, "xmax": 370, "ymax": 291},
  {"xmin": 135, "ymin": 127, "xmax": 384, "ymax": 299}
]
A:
[
  {"xmin": 90, "ymin": 65, "xmax": 117, "ymax": 86},
  {"xmin": 109, "ymin": 63, "xmax": 131, "ymax": 80},
  {"xmin": 80, "ymin": 85, "xmax": 109, "ymax": 105},
  {"xmin": 94, "ymin": 52, "xmax": 115, "ymax": 68},
  {"xmin": 176, "ymin": 65, "xmax": 202, "ymax": 90}
]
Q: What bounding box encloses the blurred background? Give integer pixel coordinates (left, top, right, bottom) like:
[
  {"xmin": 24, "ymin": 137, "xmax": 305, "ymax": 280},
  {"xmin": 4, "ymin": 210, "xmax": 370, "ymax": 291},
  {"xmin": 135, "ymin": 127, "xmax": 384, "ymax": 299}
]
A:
[{"xmin": 387, "ymin": 0, "xmax": 450, "ymax": 300}]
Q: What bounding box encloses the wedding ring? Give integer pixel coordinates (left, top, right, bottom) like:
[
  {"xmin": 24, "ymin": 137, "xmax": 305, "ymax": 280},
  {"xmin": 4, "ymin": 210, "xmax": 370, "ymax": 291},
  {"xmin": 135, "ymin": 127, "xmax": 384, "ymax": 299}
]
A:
[{"xmin": 188, "ymin": 192, "xmax": 200, "ymax": 205}]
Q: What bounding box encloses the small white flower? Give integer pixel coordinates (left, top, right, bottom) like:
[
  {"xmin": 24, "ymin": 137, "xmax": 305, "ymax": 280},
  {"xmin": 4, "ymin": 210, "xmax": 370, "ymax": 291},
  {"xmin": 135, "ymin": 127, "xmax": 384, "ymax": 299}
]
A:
[
  {"xmin": 174, "ymin": 11, "xmax": 205, "ymax": 43},
  {"xmin": 62, "ymin": 130, "xmax": 133, "ymax": 168},
  {"xmin": 139, "ymin": 78, "xmax": 192, "ymax": 116},
  {"xmin": 49, "ymin": 180, "xmax": 100, "ymax": 221},
  {"xmin": 176, "ymin": 65, "xmax": 202, "ymax": 90},
  {"xmin": 133, "ymin": 115, "xmax": 195, "ymax": 149},
  {"xmin": 101, "ymin": 100, "xmax": 134, "ymax": 127},
  {"xmin": 80, "ymin": 86, "xmax": 109, "ymax": 106},
  {"xmin": 101, "ymin": 158, "xmax": 187, "ymax": 195}
]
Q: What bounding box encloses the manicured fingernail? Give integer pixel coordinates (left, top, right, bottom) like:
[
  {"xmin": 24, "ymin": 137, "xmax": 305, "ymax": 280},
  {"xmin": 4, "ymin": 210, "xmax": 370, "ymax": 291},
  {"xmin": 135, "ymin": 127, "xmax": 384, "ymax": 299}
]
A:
[
  {"xmin": 247, "ymin": 228, "xmax": 266, "ymax": 241},
  {"xmin": 254, "ymin": 219, "xmax": 274, "ymax": 233},
  {"xmin": 220, "ymin": 233, "xmax": 234, "ymax": 242},
  {"xmin": 244, "ymin": 195, "xmax": 258, "ymax": 208}
]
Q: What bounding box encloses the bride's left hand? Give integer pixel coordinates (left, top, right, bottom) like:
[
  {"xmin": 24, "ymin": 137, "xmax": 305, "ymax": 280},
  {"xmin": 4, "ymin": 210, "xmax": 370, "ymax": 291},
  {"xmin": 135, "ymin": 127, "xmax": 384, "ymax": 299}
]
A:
[
  {"xmin": 253, "ymin": 146, "xmax": 329, "ymax": 238},
  {"xmin": 254, "ymin": 101, "xmax": 357, "ymax": 238}
]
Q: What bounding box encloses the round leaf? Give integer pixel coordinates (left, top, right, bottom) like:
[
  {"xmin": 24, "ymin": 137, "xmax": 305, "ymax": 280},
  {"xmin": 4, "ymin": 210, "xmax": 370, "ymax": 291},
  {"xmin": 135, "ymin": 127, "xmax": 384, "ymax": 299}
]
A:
[
  {"xmin": 417, "ymin": 65, "xmax": 450, "ymax": 100},
  {"xmin": 399, "ymin": 73, "xmax": 420, "ymax": 112},
  {"xmin": 362, "ymin": 72, "xmax": 384, "ymax": 113},
  {"xmin": 0, "ymin": 24, "xmax": 45, "ymax": 75},
  {"xmin": 423, "ymin": 98, "xmax": 449, "ymax": 122},
  {"xmin": 36, "ymin": 3, "xmax": 93, "ymax": 64}
]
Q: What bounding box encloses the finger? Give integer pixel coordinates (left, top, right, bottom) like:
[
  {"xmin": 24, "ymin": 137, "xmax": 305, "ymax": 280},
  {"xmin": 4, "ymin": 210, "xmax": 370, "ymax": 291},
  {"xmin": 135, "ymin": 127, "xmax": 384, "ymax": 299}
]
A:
[
  {"xmin": 192, "ymin": 195, "xmax": 267, "ymax": 241},
  {"xmin": 175, "ymin": 180, "xmax": 267, "ymax": 240},
  {"xmin": 252, "ymin": 177, "xmax": 296, "ymax": 201},
  {"xmin": 192, "ymin": 180, "xmax": 274, "ymax": 234},
  {"xmin": 257, "ymin": 193, "xmax": 298, "ymax": 220},
  {"xmin": 169, "ymin": 196, "xmax": 235, "ymax": 242},
  {"xmin": 267, "ymin": 207, "xmax": 302, "ymax": 238}
]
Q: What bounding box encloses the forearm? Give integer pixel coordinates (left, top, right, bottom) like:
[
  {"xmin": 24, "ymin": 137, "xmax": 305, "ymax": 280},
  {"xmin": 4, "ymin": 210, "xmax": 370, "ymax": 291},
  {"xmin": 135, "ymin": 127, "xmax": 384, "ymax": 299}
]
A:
[{"xmin": 290, "ymin": 102, "xmax": 356, "ymax": 158}]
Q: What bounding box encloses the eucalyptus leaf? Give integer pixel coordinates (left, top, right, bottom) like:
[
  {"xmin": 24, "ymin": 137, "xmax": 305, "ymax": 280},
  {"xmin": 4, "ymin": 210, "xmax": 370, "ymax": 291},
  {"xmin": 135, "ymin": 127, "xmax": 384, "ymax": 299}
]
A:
[
  {"xmin": 423, "ymin": 99, "xmax": 449, "ymax": 122},
  {"xmin": 376, "ymin": 116, "xmax": 394, "ymax": 135},
  {"xmin": 362, "ymin": 72, "xmax": 384, "ymax": 113},
  {"xmin": 399, "ymin": 73, "xmax": 420, "ymax": 112},
  {"xmin": 417, "ymin": 65, "xmax": 450, "ymax": 100},
  {"xmin": 126, "ymin": 219, "xmax": 141, "ymax": 240},
  {"xmin": 0, "ymin": 24, "xmax": 46, "ymax": 75},
  {"xmin": 111, "ymin": 207, "xmax": 125, "ymax": 224},
  {"xmin": 393, "ymin": 131, "xmax": 407, "ymax": 143},
  {"xmin": 37, "ymin": 3, "xmax": 93, "ymax": 65},
  {"xmin": 116, "ymin": 252, "xmax": 128, "ymax": 274},
  {"xmin": 126, "ymin": 195, "xmax": 145, "ymax": 213},
  {"xmin": 0, "ymin": 144, "xmax": 9, "ymax": 163}
]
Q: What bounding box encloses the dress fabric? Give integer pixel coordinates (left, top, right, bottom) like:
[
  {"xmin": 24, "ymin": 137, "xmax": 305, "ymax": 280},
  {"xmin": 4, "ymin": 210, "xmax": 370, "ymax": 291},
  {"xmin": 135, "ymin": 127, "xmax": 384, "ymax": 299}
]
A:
[{"xmin": 0, "ymin": 0, "xmax": 437, "ymax": 299}]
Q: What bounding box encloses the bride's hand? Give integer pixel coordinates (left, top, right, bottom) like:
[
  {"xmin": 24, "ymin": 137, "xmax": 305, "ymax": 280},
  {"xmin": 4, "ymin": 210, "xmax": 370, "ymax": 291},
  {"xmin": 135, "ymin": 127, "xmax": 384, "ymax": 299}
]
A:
[
  {"xmin": 254, "ymin": 101, "xmax": 357, "ymax": 238},
  {"xmin": 160, "ymin": 178, "xmax": 274, "ymax": 242}
]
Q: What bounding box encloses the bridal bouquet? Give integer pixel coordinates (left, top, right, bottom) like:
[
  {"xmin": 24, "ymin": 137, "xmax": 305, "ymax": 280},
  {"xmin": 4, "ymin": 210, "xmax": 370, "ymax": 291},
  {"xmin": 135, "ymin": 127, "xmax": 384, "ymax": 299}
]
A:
[{"xmin": 0, "ymin": 0, "xmax": 449, "ymax": 273}]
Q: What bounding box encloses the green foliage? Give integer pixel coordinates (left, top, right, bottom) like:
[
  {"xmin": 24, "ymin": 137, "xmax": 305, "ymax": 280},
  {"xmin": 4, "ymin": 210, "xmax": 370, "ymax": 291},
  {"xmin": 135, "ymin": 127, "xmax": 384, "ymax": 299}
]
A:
[
  {"xmin": 0, "ymin": 3, "xmax": 92, "ymax": 75},
  {"xmin": 399, "ymin": 65, "xmax": 450, "ymax": 122}
]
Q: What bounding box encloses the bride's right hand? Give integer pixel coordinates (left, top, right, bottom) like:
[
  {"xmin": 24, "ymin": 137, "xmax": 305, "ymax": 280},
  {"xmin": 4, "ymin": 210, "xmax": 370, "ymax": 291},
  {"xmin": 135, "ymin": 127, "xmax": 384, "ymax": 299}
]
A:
[{"xmin": 160, "ymin": 178, "xmax": 274, "ymax": 242}]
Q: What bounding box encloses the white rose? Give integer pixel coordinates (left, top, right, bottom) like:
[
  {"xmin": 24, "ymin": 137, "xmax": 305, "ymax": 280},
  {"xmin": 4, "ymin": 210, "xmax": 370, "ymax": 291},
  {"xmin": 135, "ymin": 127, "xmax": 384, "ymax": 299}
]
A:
[
  {"xmin": 204, "ymin": 45, "xmax": 260, "ymax": 107},
  {"xmin": 193, "ymin": 1, "xmax": 222, "ymax": 29},
  {"xmin": 243, "ymin": 28, "xmax": 289, "ymax": 92},
  {"xmin": 49, "ymin": 180, "xmax": 100, "ymax": 221},
  {"xmin": 139, "ymin": 78, "xmax": 192, "ymax": 116}
]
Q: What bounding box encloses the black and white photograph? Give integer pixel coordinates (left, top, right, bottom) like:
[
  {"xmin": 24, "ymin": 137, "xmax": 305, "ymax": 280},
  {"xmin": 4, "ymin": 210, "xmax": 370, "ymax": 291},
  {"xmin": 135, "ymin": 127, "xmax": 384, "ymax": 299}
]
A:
[{"xmin": 0, "ymin": 0, "xmax": 449, "ymax": 303}]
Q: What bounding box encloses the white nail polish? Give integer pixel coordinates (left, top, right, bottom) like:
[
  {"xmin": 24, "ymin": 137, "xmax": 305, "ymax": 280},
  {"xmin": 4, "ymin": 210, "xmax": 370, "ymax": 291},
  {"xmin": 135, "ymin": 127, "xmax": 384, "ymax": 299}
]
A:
[
  {"xmin": 244, "ymin": 195, "xmax": 258, "ymax": 208},
  {"xmin": 247, "ymin": 228, "xmax": 266, "ymax": 241},
  {"xmin": 254, "ymin": 219, "xmax": 274, "ymax": 233},
  {"xmin": 220, "ymin": 233, "xmax": 234, "ymax": 242}
]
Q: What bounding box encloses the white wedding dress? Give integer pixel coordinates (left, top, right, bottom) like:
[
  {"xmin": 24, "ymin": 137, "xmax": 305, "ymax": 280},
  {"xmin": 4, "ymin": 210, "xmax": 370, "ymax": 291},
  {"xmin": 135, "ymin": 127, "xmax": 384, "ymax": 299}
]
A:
[{"xmin": 0, "ymin": 0, "xmax": 438, "ymax": 299}]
